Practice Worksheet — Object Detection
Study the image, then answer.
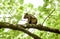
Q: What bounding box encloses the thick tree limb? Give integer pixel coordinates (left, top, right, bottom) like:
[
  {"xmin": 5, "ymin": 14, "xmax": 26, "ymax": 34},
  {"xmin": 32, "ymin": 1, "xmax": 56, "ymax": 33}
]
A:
[
  {"xmin": 23, "ymin": 24, "xmax": 60, "ymax": 34},
  {"xmin": 0, "ymin": 22, "xmax": 60, "ymax": 39},
  {"xmin": 0, "ymin": 22, "xmax": 41, "ymax": 39}
]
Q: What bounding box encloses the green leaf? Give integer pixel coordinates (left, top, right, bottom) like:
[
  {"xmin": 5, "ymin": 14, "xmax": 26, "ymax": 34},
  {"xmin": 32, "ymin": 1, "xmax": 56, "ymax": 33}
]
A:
[
  {"xmin": 18, "ymin": 0, "xmax": 24, "ymax": 4},
  {"xmin": 28, "ymin": 3, "xmax": 33, "ymax": 9}
]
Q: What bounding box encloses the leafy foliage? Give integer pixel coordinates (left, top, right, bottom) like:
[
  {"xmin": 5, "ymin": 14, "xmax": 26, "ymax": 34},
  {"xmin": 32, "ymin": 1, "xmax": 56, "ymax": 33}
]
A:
[{"xmin": 0, "ymin": 0, "xmax": 60, "ymax": 39}]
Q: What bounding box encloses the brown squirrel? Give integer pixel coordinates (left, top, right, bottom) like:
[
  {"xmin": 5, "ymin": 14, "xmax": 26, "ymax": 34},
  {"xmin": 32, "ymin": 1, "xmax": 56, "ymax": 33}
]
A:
[{"xmin": 24, "ymin": 13, "xmax": 37, "ymax": 24}]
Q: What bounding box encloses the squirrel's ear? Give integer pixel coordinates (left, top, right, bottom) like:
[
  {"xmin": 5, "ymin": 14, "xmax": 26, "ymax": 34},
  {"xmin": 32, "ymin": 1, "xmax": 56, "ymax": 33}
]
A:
[{"xmin": 25, "ymin": 13, "xmax": 28, "ymax": 15}]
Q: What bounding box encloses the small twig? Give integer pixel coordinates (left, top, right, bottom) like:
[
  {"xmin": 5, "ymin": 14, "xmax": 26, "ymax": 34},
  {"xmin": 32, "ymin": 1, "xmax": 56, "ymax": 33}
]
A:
[{"xmin": 42, "ymin": 8, "xmax": 55, "ymax": 25}]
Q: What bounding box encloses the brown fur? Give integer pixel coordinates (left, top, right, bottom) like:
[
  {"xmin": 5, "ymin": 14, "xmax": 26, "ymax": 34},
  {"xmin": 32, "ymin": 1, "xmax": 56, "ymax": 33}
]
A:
[{"xmin": 24, "ymin": 13, "xmax": 37, "ymax": 24}]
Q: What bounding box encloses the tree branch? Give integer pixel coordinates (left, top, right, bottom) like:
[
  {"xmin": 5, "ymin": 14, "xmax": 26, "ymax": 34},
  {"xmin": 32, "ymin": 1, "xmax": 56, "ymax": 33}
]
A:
[
  {"xmin": 0, "ymin": 22, "xmax": 60, "ymax": 39},
  {"xmin": 42, "ymin": 8, "xmax": 55, "ymax": 25},
  {"xmin": 0, "ymin": 22, "xmax": 41, "ymax": 39},
  {"xmin": 23, "ymin": 24, "xmax": 60, "ymax": 34}
]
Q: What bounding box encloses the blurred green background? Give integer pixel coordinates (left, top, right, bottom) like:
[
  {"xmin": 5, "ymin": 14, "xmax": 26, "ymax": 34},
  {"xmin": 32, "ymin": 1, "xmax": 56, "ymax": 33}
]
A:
[{"xmin": 0, "ymin": 0, "xmax": 60, "ymax": 39}]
